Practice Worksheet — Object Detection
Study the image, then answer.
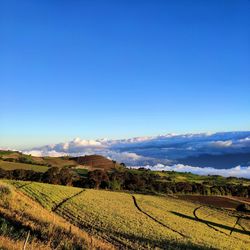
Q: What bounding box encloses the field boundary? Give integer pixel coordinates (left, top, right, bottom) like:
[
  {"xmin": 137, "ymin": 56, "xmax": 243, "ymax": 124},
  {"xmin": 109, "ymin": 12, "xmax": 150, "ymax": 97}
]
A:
[
  {"xmin": 217, "ymin": 196, "xmax": 250, "ymax": 206},
  {"xmin": 52, "ymin": 189, "xmax": 85, "ymax": 212},
  {"xmin": 193, "ymin": 206, "xmax": 250, "ymax": 243},
  {"xmin": 193, "ymin": 206, "xmax": 228, "ymax": 236},
  {"xmin": 17, "ymin": 182, "xmax": 32, "ymax": 189},
  {"xmin": 238, "ymin": 219, "xmax": 248, "ymax": 232},
  {"xmin": 132, "ymin": 195, "xmax": 187, "ymax": 238},
  {"xmin": 230, "ymin": 217, "xmax": 241, "ymax": 235}
]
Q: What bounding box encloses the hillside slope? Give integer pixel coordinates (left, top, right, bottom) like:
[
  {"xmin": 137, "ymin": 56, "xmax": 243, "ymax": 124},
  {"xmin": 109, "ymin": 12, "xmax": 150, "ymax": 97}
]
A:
[
  {"xmin": 70, "ymin": 155, "xmax": 118, "ymax": 170},
  {"xmin": 0, "ymin": 150, "xmax": 121, "ymax": 171},
  {"xmin": 6, "ymin": 180, "xmax": 250, "ymax": 250},
  {"xmin": 0, "ymin": 180, "xmax": 113, "ymax": 250}
]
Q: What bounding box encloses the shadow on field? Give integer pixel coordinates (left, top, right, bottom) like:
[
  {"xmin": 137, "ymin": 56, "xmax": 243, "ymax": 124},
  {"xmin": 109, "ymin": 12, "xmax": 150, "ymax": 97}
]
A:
[
  {"xmin": 63, "ymin": 209, "xmax": 216, "ymax": 250},
  {"xmin": 170, "ymin": 211, "xmax": 250, "ymax": 237},
  {"xmin": 0, "ymin": 210, "xmax": 43, "ymax": 242},
  {"xmin": 132, "ymin": 195, "xmax": 187, "ymax": 237},
  {"xmin": 111, "ymin": 230, "xmax": 218, "ymax": 250}
]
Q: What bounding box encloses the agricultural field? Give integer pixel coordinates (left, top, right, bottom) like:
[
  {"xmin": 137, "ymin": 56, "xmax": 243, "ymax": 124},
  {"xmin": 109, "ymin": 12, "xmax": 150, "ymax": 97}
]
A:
[
  {"xmin": 0, "ymin": 150, "xmax": 122, "ymax": 170},
  {"xmin": 156, "ymin": 170, "xmax": 250, "ymax": 186},
  {"xmin": 1, "ymin": 150, "xmax": 250, "ymax": 189},
  {"xmin": 127, "ymin": 168, "xmax": 250, "ymax": 186},
  {"xmin": 178, "ymin": 195, "xmax": 243, "ymax": 209},
  {"xmin": 0, "ymin": 180, "xmax": 113, "ymax": 250},
  {"xmin": 0, "ymin": 160, "xmax": 49, "ymax": 172},
  {"xmin": 7, "ymin": 180, "xmax": 250, "ymax": 250}
]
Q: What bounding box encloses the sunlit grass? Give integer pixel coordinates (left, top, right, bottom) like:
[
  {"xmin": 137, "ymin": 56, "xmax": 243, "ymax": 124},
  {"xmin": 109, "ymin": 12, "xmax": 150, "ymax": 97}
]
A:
[
  {"xmin": 7, "ymin": 180, "xmax": 250, "ymax": 250},
  {"xmin": 0, "ymin": 160, "xmax": 49, "ymax": 172}
]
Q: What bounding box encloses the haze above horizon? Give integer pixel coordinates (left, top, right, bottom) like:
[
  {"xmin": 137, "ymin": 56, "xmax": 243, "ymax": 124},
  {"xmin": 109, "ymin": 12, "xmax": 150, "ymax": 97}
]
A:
[{"xmin": 1, "ymin": 0, "xmax": 249, "ymax": 149}]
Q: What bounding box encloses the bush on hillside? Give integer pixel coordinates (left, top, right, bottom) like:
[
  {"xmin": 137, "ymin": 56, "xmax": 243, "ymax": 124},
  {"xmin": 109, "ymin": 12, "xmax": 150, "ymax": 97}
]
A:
[
  {"xmin": 0, "ymin": 185, "xmax": 12, "ymax": 208},
  {"xmin": 236, "ymin": 203, "xmax": 250, "ymax": 212},
  {"xmin": 0, "ymin": 185, "xmax": 11, "ymax": 197}
]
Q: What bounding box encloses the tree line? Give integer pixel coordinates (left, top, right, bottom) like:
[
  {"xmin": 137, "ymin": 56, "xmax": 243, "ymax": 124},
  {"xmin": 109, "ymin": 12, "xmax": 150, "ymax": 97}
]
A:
[{"xmin": 0, "ymin": 167, "xmax": 249, "ymax": 198}]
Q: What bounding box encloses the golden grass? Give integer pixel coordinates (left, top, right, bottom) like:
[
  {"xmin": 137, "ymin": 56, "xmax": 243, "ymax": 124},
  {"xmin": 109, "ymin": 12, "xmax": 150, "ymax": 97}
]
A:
[
  {"xmin": 0, "ymin": 180, "xmax": 114, "ymax": 250},
  {"xmin": 7, "ymin": 180, "xmax": 250, "ymax": 249},
  {"xmin": 0, "ymin": 160, "xmax": 49, "ymax": 172},
  {"xmin": 135, "ymin": 194, "xmax": 250, "ymax": 250},
  {"xmin": 0, "ymin": 235, "xmax": 50, "ymax": 250}
]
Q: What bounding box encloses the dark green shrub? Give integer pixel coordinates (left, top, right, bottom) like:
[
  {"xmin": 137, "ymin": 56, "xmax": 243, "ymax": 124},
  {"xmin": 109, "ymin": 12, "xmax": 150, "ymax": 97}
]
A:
[
  {"xmin": 0, "ymin": 185, "xmax": 11, "ymax": 198},
  {"xmin": 236, "ymin": 203, "xmax": 250, "ymax": 212},
  {"xmin": 0, "ymin": 185, "xmax": 12, "ymax": 208}
]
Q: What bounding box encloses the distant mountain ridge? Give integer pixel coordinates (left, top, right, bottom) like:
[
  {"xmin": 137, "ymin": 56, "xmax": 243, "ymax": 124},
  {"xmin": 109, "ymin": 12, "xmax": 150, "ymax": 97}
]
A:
[
  {"xmin": 22, "ymin": 131, "xmax": 250, "ymax": 165},
  {"xmin": 6, "ymin": 131, "xmax": 249, "ymax": 177}
]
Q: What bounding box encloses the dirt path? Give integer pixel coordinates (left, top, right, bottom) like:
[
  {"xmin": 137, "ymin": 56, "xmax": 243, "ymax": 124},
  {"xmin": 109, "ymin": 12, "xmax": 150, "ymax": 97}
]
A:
[{"xmin": 132, "ymin": 195, "xmax": 187, "ymax": 238}]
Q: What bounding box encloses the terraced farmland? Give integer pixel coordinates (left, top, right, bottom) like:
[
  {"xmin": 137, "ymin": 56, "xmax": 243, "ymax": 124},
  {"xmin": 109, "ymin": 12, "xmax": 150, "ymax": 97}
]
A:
[{"xmin": 8, "ymin": 180, "xmax": 250, "ymax": 250}]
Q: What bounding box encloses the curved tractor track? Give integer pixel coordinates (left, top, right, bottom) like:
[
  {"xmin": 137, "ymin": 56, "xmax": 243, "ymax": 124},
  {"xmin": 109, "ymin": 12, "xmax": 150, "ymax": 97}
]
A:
[
  {"xmin": 132, "ymin": 195, "xmax": 187, "ymax": 238},
  {"xmin": 51, "ymin": 190, "xmax": 130, "ymax": 249},
  {"xmin": 52, "ymin": 189, "xmax": 85, "ymax": 212},
  {"xmin": 193, "ymin": 206, "xmax": 250, "ymax": 243},
  {"xmin": 17, "ymin": 182, "xmax": 32, "ymax": 189}
]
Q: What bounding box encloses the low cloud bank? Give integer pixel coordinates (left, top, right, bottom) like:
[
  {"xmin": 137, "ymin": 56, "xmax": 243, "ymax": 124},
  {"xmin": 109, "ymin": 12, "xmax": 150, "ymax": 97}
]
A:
[
  {"xmin": 22, "ymin": 148, "xmax": 155, "ymax": 165},
  {"xmin": 19, "ymin": 131, "xmax": 250, "ymax": 178},
  {"xmin": 24, "ymin": 148, "xmax": 250, "ymax": 178},
  {"xmin": 23, "ymin": 150, "xmax": 68, "ymax": 157},
  {"xmin": 132, "ymin": 164, "xmax": 250, "ymax": 178}
]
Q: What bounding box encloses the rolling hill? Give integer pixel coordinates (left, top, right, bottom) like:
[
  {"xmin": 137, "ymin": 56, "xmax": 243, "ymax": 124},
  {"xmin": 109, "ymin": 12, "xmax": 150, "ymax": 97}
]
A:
[
  {"xmin": 2, "ymin": 180, "xmax": 250, "ymax": 250},
  {"xmin": 0, "ymin": 150, "xmax": 121, "ymax": 171},
  {"xmin": 70, "ymin": 155, "xmax": 118, "ymax": 170}
]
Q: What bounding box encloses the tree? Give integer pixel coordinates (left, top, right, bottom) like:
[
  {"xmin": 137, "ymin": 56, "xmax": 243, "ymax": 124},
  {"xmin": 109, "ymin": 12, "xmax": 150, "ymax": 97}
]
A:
[
  {"xmin": 59, "ymin": 168, "xmax": 75, "ymax": 186},
  {"xmin": 87, "ymin": 170, "xmax": 110, "ymax": 189},
  {"xmin": 42, "ymin": 167, "xmax": 61, "ymax": 184}
]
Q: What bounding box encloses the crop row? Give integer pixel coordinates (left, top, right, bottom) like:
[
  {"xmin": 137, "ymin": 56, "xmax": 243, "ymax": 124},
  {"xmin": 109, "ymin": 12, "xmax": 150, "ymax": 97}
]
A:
[
  {"xmin": 8, "ymin": 180, "xmax": 250, "ymax": 250},
  {"xmin": 135, "ymin": 194, "xmax": 250, "ymax": 249}
]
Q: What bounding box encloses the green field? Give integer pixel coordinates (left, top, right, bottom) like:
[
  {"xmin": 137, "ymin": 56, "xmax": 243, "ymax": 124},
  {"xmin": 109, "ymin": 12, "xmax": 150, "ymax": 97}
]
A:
[
  {"xmin": 127, "ymin": 168, "xmax": 250, "ymax": 186},
  {"xmin": 154, "ymin": 170, "xmax": 250, "ymax": 185},
  {"xmin": 6, "ymin": 180, "xmax": 250, "ymax": 250},
  {"xmin": 0, "ymin": 160, "xmax": 49, "ymax": 172}
]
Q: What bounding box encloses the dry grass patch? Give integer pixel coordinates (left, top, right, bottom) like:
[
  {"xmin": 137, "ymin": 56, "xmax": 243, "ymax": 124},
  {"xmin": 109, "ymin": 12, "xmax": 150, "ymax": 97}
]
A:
[{"xmin": 0, "ymin": 180, "xmax": 114, "ymax": 250}]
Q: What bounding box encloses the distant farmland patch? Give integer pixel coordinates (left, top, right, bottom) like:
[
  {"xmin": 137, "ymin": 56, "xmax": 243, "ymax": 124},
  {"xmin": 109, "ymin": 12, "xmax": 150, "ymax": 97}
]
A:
[
  {"xmin": 0, "ymin": 160, "xmax": 49, "ymax": 172},
  {"xmin": 178, "ymin": 195, "xmax": 243, "ymax": 209}
]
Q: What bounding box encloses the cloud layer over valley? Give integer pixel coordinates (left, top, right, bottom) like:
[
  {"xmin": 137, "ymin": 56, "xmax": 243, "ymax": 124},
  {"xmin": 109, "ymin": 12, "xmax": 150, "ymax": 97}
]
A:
[{"xmin": 23, "ymin": 131, "xmax": 250, "ymax": 178}]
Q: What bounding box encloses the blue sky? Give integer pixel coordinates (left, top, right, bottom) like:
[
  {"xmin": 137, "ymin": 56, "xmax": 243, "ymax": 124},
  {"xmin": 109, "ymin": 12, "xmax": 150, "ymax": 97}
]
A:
[{"xmin": 0, "ymin": 0, "xmax": 249, "ymax": 149}]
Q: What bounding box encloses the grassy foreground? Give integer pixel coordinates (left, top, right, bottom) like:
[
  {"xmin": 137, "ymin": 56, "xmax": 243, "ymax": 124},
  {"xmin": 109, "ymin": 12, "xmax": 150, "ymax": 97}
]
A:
[
  {"xmin": 0, "ymin": 180, "xmax": 113, "ymax": 250},
  {"xmin": 4, "ymin": 180, "xmax": 250, "ymax": 250}
]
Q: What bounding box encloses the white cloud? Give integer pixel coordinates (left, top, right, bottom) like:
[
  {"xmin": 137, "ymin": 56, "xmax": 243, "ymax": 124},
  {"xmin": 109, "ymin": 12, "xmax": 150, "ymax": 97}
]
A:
[
  {"xmin": 19, "ymin": 131, "xmax": 250, "ymax": 178},
  {"xmin": 209, "ymin": 140, "xmax": 233, "ymax": 147},
  {"xmin": 236, "ymin": 137, "xmax": 250, "ymax": 147},
  {"xmin": 23, "ymin": 147, "xmax": 151, "ymax": 165},
  {"xmin": 71, "ymin": 137, "xmax": 103, "ymax": 147},
  {"xmin": 23, "ymin": 150, "xmax": 68, "ymax": 157},
  {"xmin": 132, "ymin": 164, "xmax": 250, "ymax": 178},
  {"xmin": 105, "ymin": 151, "xmax": 154, "ymax": 165}
]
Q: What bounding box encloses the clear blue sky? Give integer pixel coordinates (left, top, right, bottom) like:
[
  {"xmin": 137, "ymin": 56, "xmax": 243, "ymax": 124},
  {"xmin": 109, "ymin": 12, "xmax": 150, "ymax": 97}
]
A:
[{"xmin": 0, "ymin": 0, "xmax": 249, "ymax": 149}]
